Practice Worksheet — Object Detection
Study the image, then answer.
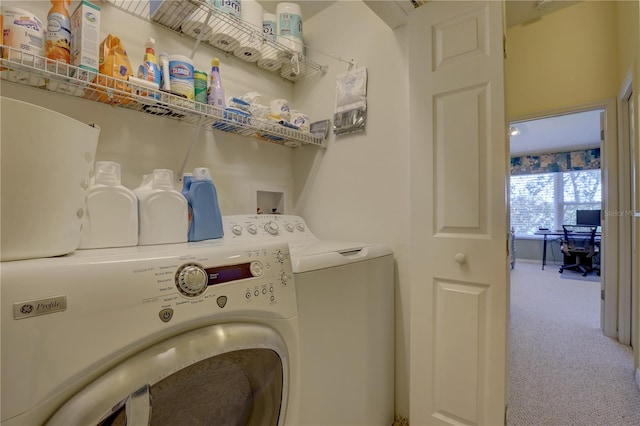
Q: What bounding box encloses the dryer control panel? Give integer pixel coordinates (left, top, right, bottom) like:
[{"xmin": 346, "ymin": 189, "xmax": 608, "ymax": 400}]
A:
[{"xmin": 223, "ymin": 214, "xmax": 317, "ymax": 243}]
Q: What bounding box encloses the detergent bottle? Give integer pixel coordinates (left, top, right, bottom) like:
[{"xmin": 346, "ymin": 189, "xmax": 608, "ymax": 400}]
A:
[
  {"xmin": 79, "ymin": 161, "xmax": 138, "ymax": 249},
  {"xmin": 187, "ymin": 167, "xmax": 224, "ymax": 241},
  {"xmin": 134, "ymin": 169, "xmax": 189, "ymax": 245},
  {"xmin": 45, "ymin": 0, "xmax": 72, "ymax": 66},
  {"xmin": 181, "ymin": 172, "xmax": 194, "ymax": 229}
]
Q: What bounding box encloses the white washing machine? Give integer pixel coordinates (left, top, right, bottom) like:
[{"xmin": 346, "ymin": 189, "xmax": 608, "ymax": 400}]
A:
[
  {"xmin": 1, "ymin": 239, "xmax": 300, "ymax": 426},
  {"xmin": 224, "ymin": 215, "xmax": 395, "ymax": 426}
]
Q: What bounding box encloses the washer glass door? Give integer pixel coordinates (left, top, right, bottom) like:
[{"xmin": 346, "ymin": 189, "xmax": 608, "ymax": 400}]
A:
[{"xmin": 47, "ymin": 324, "xmax": 289, "ymax": 426}]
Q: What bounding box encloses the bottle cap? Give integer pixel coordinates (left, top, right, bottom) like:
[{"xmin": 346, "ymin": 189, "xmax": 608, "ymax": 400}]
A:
[
  {"xmin": 212, "ymin": 57, "xmax": 220, "ymax": 67},
  {"xmin": 193, "ymin": 167, "xmax": 212, "ymax": 181},
  {"xmin": 152, "ymin": 169, "xmax": 175, "ymax": 190},
  {"xmin": 94, "ymin": 161, "xmax": 121, "ymax": 186},
  {"xmin": 145, "ymin": 37, "xmax": 156, "ymax": 49}
]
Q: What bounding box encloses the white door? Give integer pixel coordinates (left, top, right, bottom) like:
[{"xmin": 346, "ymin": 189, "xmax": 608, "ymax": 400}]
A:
[{"xmin": 409, "ymin": 1, "xmax": 509, "ymax": 425}]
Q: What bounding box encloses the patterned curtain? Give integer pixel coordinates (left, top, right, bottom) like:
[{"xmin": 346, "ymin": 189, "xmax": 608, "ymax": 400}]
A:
[{"xmin": 510, "ymin": 148, "xmax": 600, "ymax": 176}]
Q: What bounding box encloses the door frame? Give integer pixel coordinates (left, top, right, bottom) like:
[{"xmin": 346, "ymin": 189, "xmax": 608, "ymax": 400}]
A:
[
  {"xmin": 509, "ymin": 98, "xmax": 618, "ymax": 339},
  {"xmin": 618, "ymin": 73, "xmax": 634, "ymax": 346}
]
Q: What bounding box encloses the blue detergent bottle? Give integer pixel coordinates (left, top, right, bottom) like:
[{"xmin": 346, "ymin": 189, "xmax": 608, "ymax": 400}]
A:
[
  {"xmin": 187, "ymin": 167, "xmax": 224, "ymax": 241},
  {"xmin": 181, "ymin": 172, "xmax": 194, "ymax": 230}
]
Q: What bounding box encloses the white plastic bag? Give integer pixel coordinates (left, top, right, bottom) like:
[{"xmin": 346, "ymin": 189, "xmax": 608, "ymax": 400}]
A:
[{"xmin": 334, "ymin": 66, "xmax": 367, "ymax": 135}]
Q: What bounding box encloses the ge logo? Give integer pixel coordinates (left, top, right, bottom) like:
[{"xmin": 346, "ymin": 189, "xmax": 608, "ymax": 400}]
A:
[{"xmin": 20, "ymin": 305, "xmax": 34, "ymax": 314}]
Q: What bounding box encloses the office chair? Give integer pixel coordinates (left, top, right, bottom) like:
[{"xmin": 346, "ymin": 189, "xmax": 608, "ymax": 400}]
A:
[{"xmin": 559, "ymin": 225, "xmax": 598, "ymax": 277}]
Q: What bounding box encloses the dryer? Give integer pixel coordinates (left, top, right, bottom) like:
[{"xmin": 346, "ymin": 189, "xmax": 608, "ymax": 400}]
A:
[
  {"xmin": 1, "ymin": 239, "xmax": 299, "ymax": 426},
  {"xmin": 224, "ymin": 215, "xmax": 395, "ymax": 426}
]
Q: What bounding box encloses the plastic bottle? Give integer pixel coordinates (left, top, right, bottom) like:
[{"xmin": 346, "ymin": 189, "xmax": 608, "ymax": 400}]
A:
[
  {"xmin": 187, "ymin": 167, "xmax": 224, "ymax": 242},
  {"xmin": 207, "ymin": 57, "xmax": 226, "ymax": 109},
  {"xmin": 134, "ymin": 169, "xmax": 189, "ymax": 245},
  {"xmin": 137, "ymin": 37, "xmax": 161, "ymax": 99},
  {"xmin": 181, "ymin": 172, "xmax": 194, "ymax": 228},
  {"xmin": 45, "ymin": 0, "xmax": 72, "ymax": 65},
  {"xmin": 79, "ymin": 162, "xmax": 138, "ymax": 249},
  {"xmin": 159, "ymin": 51, "xmax": 171, "ymax": 91}
]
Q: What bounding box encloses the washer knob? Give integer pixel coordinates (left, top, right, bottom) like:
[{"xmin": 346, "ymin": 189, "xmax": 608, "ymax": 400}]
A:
[
  {"xmin": 296, "ymin": 223, "xmax": 305, "ymax": 232},
  {"xmin": 231, "ymin": 225, "xmax": 242, "ymax": 236},
  {"xmin": 285, "ymin": 223, "xmax": 294, "ymax": 232},
  {"xmin": 265, "ymin": 221, "xmax": 280, "ymax": 235},
  {"xmin": 176, "ymin": 264, "xmax": 208, "ymax": 297},
  {"xmin": 247, "ymin": 224, "xmax": 258, "ymax": 234}
]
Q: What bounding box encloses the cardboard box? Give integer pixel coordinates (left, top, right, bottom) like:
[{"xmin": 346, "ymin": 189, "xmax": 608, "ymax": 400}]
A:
[{"xmin": 71, "ymin": 0, "xmax": 100, "ymax": 82}]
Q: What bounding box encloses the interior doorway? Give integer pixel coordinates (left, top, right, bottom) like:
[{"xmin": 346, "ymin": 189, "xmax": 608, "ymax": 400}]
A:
[{"xmin": 508, "ymin": 101, "xmax": 621, "ymax": 338}]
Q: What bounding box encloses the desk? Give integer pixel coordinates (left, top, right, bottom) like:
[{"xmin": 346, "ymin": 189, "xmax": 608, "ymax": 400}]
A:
[{"xmin": 534, "ymin": 230, "xmax": 601, "ymax": 270}]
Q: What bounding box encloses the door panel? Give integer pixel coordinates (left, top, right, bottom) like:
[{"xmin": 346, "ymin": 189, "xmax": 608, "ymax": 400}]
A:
[{"xmin": 409, "ymin": 1, "xmax": 508, "ymax": 425}]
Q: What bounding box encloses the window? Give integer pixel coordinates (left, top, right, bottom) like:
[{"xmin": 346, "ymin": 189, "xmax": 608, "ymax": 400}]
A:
[{"xmin": 510, "ymin": 170, "xmax": 601, "ymax": 235}]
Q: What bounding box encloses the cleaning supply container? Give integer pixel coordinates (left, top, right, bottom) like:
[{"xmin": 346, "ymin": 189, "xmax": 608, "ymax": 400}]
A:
[
  {"xmin": 134, "ymin": 169, "xmax": 189, "ymax": 245},
  {"xmin": 1, "ymin": 97, "xmax": 100, "ymax": 261},
  {"xmin": 187, "ymin": 167, "xmax": 224, "ymax": 241},
  {"xmin": 78, "ymin": 161, "xmax": 138, "ymax": 249}
]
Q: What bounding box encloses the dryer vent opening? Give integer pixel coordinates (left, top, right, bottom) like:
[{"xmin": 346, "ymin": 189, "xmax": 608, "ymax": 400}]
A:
[{"xmin": 97, "ymin": 349, "xmax": 283, "ymax": 426}]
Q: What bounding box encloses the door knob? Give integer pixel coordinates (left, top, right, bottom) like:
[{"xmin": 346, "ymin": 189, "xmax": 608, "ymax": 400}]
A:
[{"xmin": 454, "ymin": 253, "xmax": 467, "ymax": 264}]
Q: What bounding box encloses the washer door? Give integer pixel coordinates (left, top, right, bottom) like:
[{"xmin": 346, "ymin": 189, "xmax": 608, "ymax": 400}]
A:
[{"xmin": 47, "ymin": 323, "xmax": 290, "ymax": 426}]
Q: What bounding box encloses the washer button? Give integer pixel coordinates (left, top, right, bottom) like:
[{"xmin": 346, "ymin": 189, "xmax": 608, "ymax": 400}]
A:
[
  {"xmin": 217, "ymin": 296, "xmax": 228, "ymax": 308},
  {"xmin": 159, "ymin": 308, "xmax": 174, "ymax": 323}
]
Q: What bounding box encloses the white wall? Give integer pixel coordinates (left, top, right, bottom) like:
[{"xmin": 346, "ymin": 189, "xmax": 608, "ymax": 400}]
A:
[
  {"xmin": 2, "ymin": 0, "xmax": 299, "ymax": 215},
  {"xmin": 2, "ymin": 0, "xmax": 412, "ymax": 418},
  {"xmin": 292, "ymin": 1, "xmax": 411, "ymax": 418}
]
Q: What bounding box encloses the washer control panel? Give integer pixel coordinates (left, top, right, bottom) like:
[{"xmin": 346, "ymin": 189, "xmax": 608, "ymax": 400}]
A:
[
  {"xmin": 137, "ymin": 241, "xmax": 296, "ymax": 322},
  {"xmin": 223, "ymin": 214, "xmax": 315, "ymax": 243}
]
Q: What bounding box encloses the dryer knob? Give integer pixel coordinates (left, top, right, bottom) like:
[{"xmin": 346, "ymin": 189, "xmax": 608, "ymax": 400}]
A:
[
  {"xmin": 265, "ymin": 221, "xmax": 280, "ymax": 235},
  {"xmin": 231, "ymin": 225, "xmax": 243, "ymax": 236},
  {"xmin": 176, "ymin": 264, "xmax": 208, "ymax": 297}
]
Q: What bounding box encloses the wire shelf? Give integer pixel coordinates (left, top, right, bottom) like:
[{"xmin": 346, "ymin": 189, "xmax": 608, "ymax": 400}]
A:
[
  {"xmin": 106, "ymin": 0, "xmax": 326, "ymax": 81},
  {"xmin": 0, "ymin": 45, "xmax": 325, "ymax": 148}
]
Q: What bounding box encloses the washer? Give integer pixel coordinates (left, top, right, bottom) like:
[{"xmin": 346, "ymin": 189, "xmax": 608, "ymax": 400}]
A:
[
  {"xmin": 224, "ymin": 214, "xmax": 395, "ymax": 426},
  {"xmin": 1, "ymin": 239, "xmax": 299, "ymax": 426}
]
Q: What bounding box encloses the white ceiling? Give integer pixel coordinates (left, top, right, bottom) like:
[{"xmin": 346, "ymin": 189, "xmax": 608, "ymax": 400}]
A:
[
  {"xmin": 509, "ymin": 109, "xmax": 603, "ymax": 156},
  {"xmin": 257, "ymin": 1, "xmax": 581, "ymax": 27}
]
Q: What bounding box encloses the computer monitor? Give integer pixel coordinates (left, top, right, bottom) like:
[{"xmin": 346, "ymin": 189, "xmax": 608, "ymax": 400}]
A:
[{"xmin": 576, "ymin": 209, "xmax": 601, "ymax": 227}]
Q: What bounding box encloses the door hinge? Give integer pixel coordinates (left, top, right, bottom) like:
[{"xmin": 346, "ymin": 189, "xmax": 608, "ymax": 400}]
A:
[
  {"xmin": 503, "ymin": 35, "xmax": 507, "ymax": 59},
  {"xmin": 601, "ymin": 290, "xmax": 605, "ymax": 300}
]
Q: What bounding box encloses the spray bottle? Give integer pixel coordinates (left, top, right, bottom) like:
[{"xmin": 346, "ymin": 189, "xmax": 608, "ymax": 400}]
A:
[
  {"xmin": 137, "ymin": 37, "xmax": 161, "ymax": 99},
  {"xmin": 45, "ymin": 0, "xmax": 72, "ymax": 65},
  {"xmin": 207, "ymin": 57, "xmax": 225, "ymax": 109}
]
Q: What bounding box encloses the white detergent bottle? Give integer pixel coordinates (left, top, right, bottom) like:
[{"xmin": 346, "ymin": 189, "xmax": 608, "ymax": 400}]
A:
[
  {"xmin": 187, "ymin": 167, "xmax": 224, "ymax": 241},
  {"xmin": 79, "ymin": 161, "xmax": 138, "ymax": 249},
  {"xmin": 134, "ymin": 169, "xmax": 189, "ymax": 245}
]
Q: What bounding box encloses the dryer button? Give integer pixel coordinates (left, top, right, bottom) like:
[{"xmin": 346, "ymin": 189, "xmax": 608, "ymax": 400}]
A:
[{"xmin": 159, "ymin": 308, "xmax": 174, "ymax": 323}]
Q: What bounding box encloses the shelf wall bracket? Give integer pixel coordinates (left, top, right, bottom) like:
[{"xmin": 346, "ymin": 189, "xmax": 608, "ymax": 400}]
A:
[{"xmin": 177, "ymin": 116, "xmax": 206, "ymax": 183}]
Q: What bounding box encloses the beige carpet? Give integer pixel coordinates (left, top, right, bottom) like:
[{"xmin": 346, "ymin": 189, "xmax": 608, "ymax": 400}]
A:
[{"xmin": 508, "ymin": 261, "xmax": 640, "ymax": 425}]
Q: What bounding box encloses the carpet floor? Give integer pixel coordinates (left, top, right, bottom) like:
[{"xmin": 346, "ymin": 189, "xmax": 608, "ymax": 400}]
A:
[{"xmin": 507, "ymin": 261, "xmax": 640, "ymax": 426}]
